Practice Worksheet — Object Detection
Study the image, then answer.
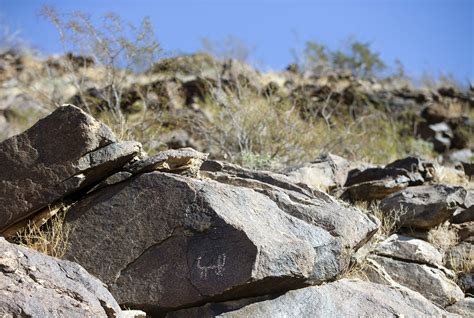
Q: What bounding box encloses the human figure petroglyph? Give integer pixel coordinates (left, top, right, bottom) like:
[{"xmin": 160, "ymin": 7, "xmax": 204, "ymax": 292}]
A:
[{"xmin": 196, "ymin": 253, "xmax": 226, "ymax": 280}]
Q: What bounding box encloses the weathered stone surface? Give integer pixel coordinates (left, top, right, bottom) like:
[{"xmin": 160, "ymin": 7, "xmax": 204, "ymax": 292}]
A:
[
  {"xmin": 0, "ymin": 105, "xmax": 141, "ymax": 233},
  {"xmin": 0, "ymin": 237, "xmax": 121, "ymax": 317},
  {"xmin": 168, "ymin": 279, "xmax": 456, "ymax": 318},
  {"xmin": 201, "ymin": 161, "xmax": 379, "ymax": 250},
  {"xmin": 374, "ymin": 234, "xmax": 443, "ymax": 266},
  {"xmin": 340, "ymin": 177, "xmax": 409, "ymax": 201},
  {"xmin": 368, "ymin": 255, "xmax": 464, "ymax": 307},
  {"xmin": 446, "ymin": 297, "xmax": 474, "ymax": 316},
  {"xmin": 379, "ymin": 185, "xmax": 467, "ymax": 229},
  {"xmin": 125, "ymin": 147, "xmax": 208, "ymax": 176},
  {"xmin": 284, "ymin": 153, "xmax": 370, "ymax": 191},
  {"xmin": 345, "ymin": 167, "xmax": 424, "ymax": 187},
  {"xmin": 63, "ymin": 171, "xmax": 377, "ymax": 315},
  {"xmin": 166, "ymin": 295, "xmax": 275, "ymax": 318}
]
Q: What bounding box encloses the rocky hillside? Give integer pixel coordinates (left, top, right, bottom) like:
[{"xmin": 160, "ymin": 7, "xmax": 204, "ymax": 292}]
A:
[
  {"xmin": 0, "ymin": 51, "xmax": 473, "ymax": 317},
  {"xmin": 1, "ymin": 51, "xmax": 473, "ymax": 166}
]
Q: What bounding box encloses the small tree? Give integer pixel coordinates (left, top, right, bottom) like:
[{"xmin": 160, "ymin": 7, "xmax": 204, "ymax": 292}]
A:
[
  {"xmin": 41, "ymin": 6, "xmax": 162, "ymax": 130},
  {"xmin": 302, "ymin": 39, "xmax": 386, "ymax": 78}
]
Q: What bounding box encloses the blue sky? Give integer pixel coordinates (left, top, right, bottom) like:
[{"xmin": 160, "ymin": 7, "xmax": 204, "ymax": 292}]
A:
[{"xmin": 1, "ymin": 0, "xmax": 473, "ymax": 82}]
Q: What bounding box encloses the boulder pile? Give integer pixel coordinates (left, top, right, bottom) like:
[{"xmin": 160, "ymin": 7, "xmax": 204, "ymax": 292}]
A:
[{"xmin": 0, "ymin": 105, "xmax": 472, "ymax": 317}]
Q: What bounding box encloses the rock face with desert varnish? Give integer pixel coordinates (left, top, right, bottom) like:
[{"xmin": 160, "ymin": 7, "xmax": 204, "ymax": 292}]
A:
[{"xmin": 0, "ymin": 105, "xmax": 141, "ymax": 234}]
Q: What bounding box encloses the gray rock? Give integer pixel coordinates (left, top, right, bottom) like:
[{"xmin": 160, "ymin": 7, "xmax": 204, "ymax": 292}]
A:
[
  {"xmin": 0, "ymin": 237, "xmax": 121, "ymax": 317},
  {"xmin": 63, "ymin": 171, "xmax": 377, "ymax": 315},
  {"xmin": 169, "ymin": 279, "xmax": 456, "ymax": 318},
  {"xmin": 446, "ymin": 297, "xmax": 474, "ymax": 316},
  {"xmin": 0, "ymin": 105, "xmax": 141, "ymax": 233},
  {"xmin": 201, "ymin": 161, "xmax": 378, "ymax": 251},
  {"xmin": 374, "ymin": 234, "xmax": 443, "ymax": 266},
  {"xmin": 448, "ymin": 149, "xmax": 473, "ymax": 164},
  {"xmin": 368, "ymin": 255, "xmax": 464, "ymax": 307},
  {"xmin": 166, "ymin": 295, "xmax": 274, "ymax": 318},
  {"xmin": 121, "ymin": 310, "xmax": 147, "ymax": 318},
  {"xmin": 284, "ymin": 153, "xmax": 371, "ymax": 191},
  {"xmin": 379, "ymin": 185, "xmax": 467, "ymax": 229}
]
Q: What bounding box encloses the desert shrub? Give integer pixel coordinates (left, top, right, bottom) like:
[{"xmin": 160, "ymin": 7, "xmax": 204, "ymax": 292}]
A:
[
  {"xmin": 40, "ymin": 6, "xmax": 163, "ymax": 141},
  {"xmin": 300, "ymin": 39, "xmax": 386, "ymax": 78},
  {"xmin": 428, "ymin": 222, "xmax": 459, "ymax": 252},
  {"xmin": 188, "ymin": 76, "xmax": 427, "ymax": 168}
]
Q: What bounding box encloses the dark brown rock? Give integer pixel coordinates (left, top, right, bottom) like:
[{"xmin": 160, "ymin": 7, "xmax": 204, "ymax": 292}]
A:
[
  {"xmin": 446, "ymin": 297, "xmax": 474, "ymax": 316},
  {"xmin": 63, "ymin": 170, "xmax": 377, "ymax": 315},
  {"xmin": 379, "ymin": 185, "xmax": 467, "ymax": 229},
  {"xmin": 340, "ymin": 177, "xmax": 409, "ymax": 201},
  {"xmin": 0, "ymin": 105, "xmax": 141, "ymax": 233}
]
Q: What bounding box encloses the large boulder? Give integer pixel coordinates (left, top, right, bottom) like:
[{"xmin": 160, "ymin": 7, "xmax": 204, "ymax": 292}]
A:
[
  {"xmin": 0, "ymin": 237, "xmax": 121, "ymax": 317},
  {"xmin": 167, "ymin": 279, "xmax": 456, "ymax": 317},
  {"xmin": 0, "ymin": 105, "xmax": 141, "ymax": 234},
  {"xmin": 367, "ymin": 255, "xmax": 464, "ymax": 307},
  {"xmin": 63, "ymin": 170, "xmax": 377, "ymax": 315},
  {"xmin": 379, "ymin": 185, "xmax": 467, "ymax": 229},
  {"xmin": 201, "ymin": 160, "xmax": 379, "ymax": 250}
]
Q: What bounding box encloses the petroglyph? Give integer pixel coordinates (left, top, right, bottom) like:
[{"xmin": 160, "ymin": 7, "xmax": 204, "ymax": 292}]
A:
[{"xmin": 196, "ymin": 253, "xmax": 226, "ymax": 280}]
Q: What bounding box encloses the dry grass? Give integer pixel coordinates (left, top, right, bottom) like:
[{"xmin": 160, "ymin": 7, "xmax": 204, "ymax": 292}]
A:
[
  {"xmin": 11, "ymin": 205, "xmax": 71, "ymax": 258},
  {"xmin": 446, "ymin": 250, "xmax": 474, "ymax": 275},
  {"xmin": 338, "ymin": 202, "xmax": 408, "ymax": 281},
  {"xmin": 356, "ymin": 201, "xmax": 407, "ymax": 238},
  {"xmin": 433, "ymin": 164, "xmax": 469, "ymax": 187},
  {"xmin": 427, "ymin": 222, "xmax": 460, "ymax": 252}
]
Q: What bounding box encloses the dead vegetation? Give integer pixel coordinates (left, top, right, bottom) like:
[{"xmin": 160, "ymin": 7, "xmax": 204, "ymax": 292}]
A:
[{"xmin": 11, "ymin": 206, "xmax": 71, "ymax": 258}]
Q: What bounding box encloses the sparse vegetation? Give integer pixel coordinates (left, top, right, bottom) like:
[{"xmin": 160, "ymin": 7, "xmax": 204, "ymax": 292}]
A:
[
  {"xmin": 428, "ymin": 222, "xmax": 460, "ymax": 252},
  {"xmin": 11, "ymin": 206, "xmax": 71, "ymax": 258},
  {"xmin": 298, "ymin": 39, "xmax": 386, "ymax": 78}
]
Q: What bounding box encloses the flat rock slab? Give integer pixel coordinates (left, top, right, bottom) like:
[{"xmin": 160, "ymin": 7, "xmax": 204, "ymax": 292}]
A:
[
  {"xmin": 374, "ymin": 234, "xmax": 443, "ymax": 266},
  {"xmin": 0, "ymin": 237, "xmax": 121, "ymax": 317},
  {"xmin": 284, "ymin": 153, "xmax": 372, "ymax": 191},
  {"xmin": 0, "ymin": 105, "xmax": 141, "ymax": 233},
  {"xmin": 379, "ymin": 184, "xmax": 467, "ymax": 229},
  {"xmin": 345, "ymin": 167, "xmax": 424, "ymax": 187},
  {"xmin": 63, "ymin": 171, "xmax": 377, "ymax": 315},
  {"xmin": 167, "ymin": 279, "xmax": 456, "ymax": 318},
  {"xmin": 368, "ymin": 255, "xmax": 464, "ymax": 307},
  {"xmin": 340, "ymin": 177, "xmax": 409, "ymax": 201}
]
